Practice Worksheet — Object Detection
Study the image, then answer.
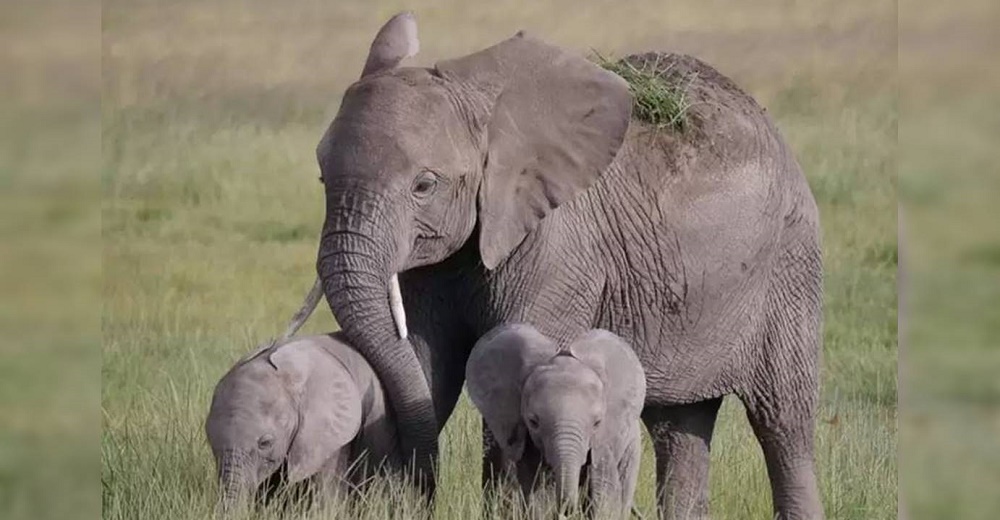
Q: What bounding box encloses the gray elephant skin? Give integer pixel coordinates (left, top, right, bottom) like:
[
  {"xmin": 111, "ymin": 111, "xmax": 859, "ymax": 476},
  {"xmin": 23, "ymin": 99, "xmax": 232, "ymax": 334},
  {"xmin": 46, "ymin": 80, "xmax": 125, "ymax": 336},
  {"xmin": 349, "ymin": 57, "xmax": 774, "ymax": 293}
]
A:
[
  {"xmin": 466, "ymin": 324, "xmax": 645, "ymax": 518},
  {"xmin": 204, "ymin": 333, "xmax": 398, "ymax": 511},
  {"xmin": 302, "ymin": 11, "xmax": 823, "ymax": 519}
]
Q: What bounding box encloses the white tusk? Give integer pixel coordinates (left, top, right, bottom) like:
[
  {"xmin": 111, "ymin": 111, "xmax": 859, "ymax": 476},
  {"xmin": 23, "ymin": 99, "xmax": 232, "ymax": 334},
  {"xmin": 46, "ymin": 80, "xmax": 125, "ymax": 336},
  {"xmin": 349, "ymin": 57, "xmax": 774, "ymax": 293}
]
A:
[{"xmin": 388, "ymin": 273, "xmax": 408, "ymax": 339}]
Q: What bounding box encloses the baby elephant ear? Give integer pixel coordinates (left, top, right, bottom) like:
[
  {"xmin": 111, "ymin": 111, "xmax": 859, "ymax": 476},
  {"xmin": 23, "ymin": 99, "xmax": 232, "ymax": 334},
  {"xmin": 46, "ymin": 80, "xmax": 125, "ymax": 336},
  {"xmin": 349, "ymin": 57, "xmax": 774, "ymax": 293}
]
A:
[
  {"xmin": 569, "ymin": 330, "xmax": 646, "ymax": 415},
  {"xmin": 466, "ymin": 324, "xmax": 556, "ymax": 461},
  {"xmin": 361, "ymin": 11, "xmax": 419, "ymax": 78},
  {"xmin": 269, "ymin": 338, "xmax": 363, "ymax": 483}
]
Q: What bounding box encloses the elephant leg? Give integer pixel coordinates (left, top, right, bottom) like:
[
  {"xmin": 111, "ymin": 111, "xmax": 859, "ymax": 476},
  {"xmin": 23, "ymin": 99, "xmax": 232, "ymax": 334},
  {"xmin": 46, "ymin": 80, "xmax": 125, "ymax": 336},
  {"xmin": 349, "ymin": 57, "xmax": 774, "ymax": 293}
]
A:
[
  {"xmin": 739, "ymin": 395, "xmax": 821, "ymax": 520},
  {"xmin": 642, "ymin": 398, "xmax": 723, "ymax": 520},
  {"xmin": 738, "ymin": 238, "xmax": 823, "ymax": 520},
  {"xmin": 588, "ymin": 450, "xmax": 624, "ymax": 519},
  {"xmin": 513, "ymin": 441, "xmax": 545, "ymax": 500},
  {"xmin": 618, "ymin": 433, "xmax": 642, "ymax": 515},
  {"xmin": 313, "ymin": 450, "xmax": 354, "ymax": 508},
  {"xmin": 481, "ymin": 427, "xmax": 517, "ymax": 517},
  {"xmin": 482, "ymin": 429, "xmax": 546, "ymax": 516},
  {"xmin": 404, "ymin": 330, "xmax": 469, "ymax": 430},
  {"xmin": 481, "ymin": 426, "xmax": 508, "ymax": 489}
]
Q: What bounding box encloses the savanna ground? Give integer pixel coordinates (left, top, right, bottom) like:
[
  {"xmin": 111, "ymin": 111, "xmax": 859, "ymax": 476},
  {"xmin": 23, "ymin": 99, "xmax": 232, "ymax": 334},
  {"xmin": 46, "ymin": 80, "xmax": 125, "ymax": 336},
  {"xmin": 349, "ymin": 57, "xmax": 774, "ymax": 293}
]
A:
[
  {"xmin": 97, "ymin": 0, "xmax": 902, "ymax": 518},
  {"xmin": 0, "ymin": 0, "xmax": 937, "ymax": 518}
]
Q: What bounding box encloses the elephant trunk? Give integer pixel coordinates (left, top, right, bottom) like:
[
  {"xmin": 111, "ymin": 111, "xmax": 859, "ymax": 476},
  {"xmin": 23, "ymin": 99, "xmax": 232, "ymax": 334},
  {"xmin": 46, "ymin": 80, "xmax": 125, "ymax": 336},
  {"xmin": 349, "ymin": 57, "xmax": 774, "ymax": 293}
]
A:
[
  {"xmin": 316, "ymin": 188, "xmax": 437, "ymax": 496},
  {"xmin": 550, "ymin": 429, "xmax": 586, "ymax": 512},
  {"xmin": 217, "ymin": 451, "xmax": 253, "ymax": 514}
]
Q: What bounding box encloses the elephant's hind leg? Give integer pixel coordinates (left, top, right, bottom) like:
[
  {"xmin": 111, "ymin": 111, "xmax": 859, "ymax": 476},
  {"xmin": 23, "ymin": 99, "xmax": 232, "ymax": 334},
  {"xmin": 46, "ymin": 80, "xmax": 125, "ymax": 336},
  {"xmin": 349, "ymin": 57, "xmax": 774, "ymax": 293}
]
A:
[
  {"xmin": 642, "ymin": 397, "xmax": 723, "ymax": 520},
  {"xmin": 738, "ymin": 236, "xmax": 823, "ymax": 520},
  {"xmin": 739, "ymin": 358, "xmax": 822, "ymax": 520}
]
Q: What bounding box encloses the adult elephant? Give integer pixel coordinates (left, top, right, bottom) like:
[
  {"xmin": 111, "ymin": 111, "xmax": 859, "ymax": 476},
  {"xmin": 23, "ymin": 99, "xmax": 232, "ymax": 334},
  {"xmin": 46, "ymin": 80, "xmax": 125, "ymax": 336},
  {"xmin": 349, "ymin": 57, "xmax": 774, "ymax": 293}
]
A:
[{"xmin": 296, "ymin": 12, "xmax": 824, "ymax": 519}]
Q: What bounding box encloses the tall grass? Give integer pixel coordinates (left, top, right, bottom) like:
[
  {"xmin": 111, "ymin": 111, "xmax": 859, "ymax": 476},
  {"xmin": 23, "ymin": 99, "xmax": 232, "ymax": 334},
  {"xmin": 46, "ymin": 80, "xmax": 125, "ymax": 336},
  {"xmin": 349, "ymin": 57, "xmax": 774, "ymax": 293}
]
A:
[{"xmin": 102, "ymin": 1, "xmax": 898, "ymax": 518}]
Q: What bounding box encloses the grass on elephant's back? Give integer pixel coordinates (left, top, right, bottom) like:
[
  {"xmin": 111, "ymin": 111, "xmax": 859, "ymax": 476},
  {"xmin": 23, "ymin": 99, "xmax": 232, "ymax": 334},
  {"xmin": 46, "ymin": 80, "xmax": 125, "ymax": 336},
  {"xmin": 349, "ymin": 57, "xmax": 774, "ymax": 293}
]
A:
[{"xmin": 595, "ymin": 53, "xmax": 695, "ymax": 133}]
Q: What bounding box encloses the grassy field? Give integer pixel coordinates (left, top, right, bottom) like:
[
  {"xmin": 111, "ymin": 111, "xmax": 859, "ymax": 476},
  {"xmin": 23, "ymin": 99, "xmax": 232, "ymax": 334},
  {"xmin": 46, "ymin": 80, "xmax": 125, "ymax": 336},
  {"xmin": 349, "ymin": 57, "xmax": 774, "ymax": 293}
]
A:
[
  {"xmin": 99, "ymin": 0, "xmax": 902, "ymax": 518},
  {"xmin": 1, "ymin": 2, "xmax": 100, "ymax": 520},
  {"xmin": 898, "ymin": 2, "xmax": 1000, "ymax": 518}
]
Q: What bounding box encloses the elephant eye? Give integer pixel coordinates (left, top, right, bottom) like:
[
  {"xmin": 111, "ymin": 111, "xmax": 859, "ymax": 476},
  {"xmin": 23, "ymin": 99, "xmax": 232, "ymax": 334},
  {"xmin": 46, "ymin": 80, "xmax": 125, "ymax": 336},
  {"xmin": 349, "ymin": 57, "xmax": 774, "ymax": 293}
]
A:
[
  {"xmin": 593, "ymin": 418, "xmax": 602, "ymax": 428},
  {"xmin": 527, "ymin": 416, "xmax": 540, "ymax": 429},
  {"xmin": 257, "ymin": 435, "xmax": 274, "ymax": 450},
  {"xmin": 411, "ymin": 170, "xmax": 439, "ymax": 198}
]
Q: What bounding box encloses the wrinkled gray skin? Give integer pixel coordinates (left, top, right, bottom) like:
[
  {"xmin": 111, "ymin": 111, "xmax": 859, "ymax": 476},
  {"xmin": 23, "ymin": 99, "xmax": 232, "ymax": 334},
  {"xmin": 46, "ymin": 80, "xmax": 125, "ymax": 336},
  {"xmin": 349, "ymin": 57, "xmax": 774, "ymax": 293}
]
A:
[
  {"xmin": 466, "ymin": 325, "xmax": 645, "ymax": 518},
  {"xmin": 205, "ymin": 334, "xmax": 398, "ymax": 512},
  {"xmin": 304, "ymin": 11, "xmax": 823, "ymax": 519}
]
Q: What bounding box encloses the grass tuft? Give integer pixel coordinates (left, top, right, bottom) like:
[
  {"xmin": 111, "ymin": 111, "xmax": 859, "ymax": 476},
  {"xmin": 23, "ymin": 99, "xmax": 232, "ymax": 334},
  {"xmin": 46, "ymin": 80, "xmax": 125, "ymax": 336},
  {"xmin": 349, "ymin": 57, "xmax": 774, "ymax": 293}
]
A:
[{"xmin": 595, "ymin": 53, "xmax": 694, "ymax": 132}]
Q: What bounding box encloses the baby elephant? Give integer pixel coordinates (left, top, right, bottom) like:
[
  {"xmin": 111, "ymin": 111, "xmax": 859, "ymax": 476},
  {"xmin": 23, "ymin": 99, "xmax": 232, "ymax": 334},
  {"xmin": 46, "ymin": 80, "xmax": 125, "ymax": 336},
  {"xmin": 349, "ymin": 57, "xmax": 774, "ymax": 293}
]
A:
[
  {"xmin": 205, "ymin": 333, "xmax": 397, "ymax": 511},
  {"xmin": 466, "ymin": 324, "xmax": 646, "ymax": 518}
]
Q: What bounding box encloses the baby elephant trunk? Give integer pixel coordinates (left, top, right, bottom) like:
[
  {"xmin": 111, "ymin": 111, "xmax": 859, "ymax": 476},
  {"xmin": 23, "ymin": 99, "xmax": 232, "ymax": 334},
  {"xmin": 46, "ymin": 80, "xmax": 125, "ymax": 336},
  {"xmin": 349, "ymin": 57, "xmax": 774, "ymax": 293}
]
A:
[
  {"xmin": 551, "ymin": 430, "xmax": 587, "ymax": 513},
  {"xmin": 217, "ymin": 452, "xmax": 254, "ymax": 515}
]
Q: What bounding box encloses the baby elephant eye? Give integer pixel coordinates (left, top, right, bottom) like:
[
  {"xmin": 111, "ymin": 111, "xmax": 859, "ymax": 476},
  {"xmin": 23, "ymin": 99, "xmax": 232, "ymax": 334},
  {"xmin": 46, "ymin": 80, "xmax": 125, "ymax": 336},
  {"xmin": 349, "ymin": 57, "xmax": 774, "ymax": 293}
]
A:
[
  {"xmin": 528, "ymin": 416, "xmax": 540, "ymax": 429},
  {"xmin": 257, "ymin": 436, "xmax": 274, "ymax": 450},
  {"xmin": 593, "ymin": 419, "xmax": 602, "ymax": 428},
  {"xmin": 411, "ymin": 171, "xmax": 439, "ymax": 198}
]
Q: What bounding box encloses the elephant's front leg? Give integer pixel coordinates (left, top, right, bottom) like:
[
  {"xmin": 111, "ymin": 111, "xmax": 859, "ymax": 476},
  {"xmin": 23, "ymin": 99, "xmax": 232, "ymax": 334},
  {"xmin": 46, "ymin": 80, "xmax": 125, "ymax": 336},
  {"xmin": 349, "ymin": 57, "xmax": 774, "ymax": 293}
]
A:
[
  {"xmin": 481, "ymin": 429, "xmax": 542, "ymax": 517},
  {"xmin": 643, "ymin": 398, "xmax": 724, "ymax": 520},
  {"xmin": 481, "ymin": 425, "xmax": 510, "ymax": 492},
  {"xmin": 618, "ymin": 432, "xmax": 643, "ymax": 516},
  {"xmin": 589, "ymin": 449, "xmax": 625, "ymax": 519},
  {"xmin": 399, "ymin": 272, "xmax": 476, "ymax": 431},
  {"xmin": 313, "ymin": 453, "xmax": 353, "ymax": 507}
]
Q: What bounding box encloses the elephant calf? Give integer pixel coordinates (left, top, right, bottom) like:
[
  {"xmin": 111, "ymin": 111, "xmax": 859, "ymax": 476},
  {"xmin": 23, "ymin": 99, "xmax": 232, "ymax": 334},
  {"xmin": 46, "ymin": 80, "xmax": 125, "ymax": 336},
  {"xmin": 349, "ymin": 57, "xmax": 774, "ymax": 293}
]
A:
[
  {"xmin": 205, "ymin": 333, "xmax": 399, "ymax": 511},
  {"xmin": 466, "ymin": 324, "xmax": 646, "ymax": 518}
]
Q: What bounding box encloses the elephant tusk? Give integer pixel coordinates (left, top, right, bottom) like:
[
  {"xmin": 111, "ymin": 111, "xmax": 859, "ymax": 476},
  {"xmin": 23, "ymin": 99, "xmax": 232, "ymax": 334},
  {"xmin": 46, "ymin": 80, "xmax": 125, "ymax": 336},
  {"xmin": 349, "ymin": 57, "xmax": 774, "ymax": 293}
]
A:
[
  {"xmin": 280, "ymin": 277, "xmax": 324, "ymax": 340},
  {"xmin": 388, "ymin": 273, "xmax": 408, "ymax": 339}
]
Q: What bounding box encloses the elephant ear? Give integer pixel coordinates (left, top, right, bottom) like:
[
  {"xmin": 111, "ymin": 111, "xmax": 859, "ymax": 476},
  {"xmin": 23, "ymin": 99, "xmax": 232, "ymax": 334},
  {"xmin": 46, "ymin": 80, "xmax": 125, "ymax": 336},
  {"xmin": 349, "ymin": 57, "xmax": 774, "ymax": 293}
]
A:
[
  {"xmin": 269, "ymin": 337, "xmax": 363, "ymax": 483},
  {"xmin": 569, "ymin": 330, "xmax": 646, "ymax": 424},
  {"xmin": 361, "ymin": 11, "xmax": 419, "ymax": 78},
  {"xmin": 466, "ymin": 324, "xmax": 557, "ymax": 461},
  {"xmin": 436, "ymin": 33, "xmax": 633, "ymax": 270}
]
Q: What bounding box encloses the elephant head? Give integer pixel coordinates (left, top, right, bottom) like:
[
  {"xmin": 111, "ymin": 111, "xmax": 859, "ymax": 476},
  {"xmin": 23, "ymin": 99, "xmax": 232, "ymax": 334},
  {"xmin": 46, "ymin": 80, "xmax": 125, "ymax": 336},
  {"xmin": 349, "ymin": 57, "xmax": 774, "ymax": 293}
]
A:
[
  {"xmin": 466, "ymin": 325, "xmax": 646, "ymax": 512},
  {"xmin": 311, "ymin": 11, "xmax": 632, "ymax": 488},
  {"xmin": 205, "ymin": 339, "xmax": 364, "ymax": 512}
]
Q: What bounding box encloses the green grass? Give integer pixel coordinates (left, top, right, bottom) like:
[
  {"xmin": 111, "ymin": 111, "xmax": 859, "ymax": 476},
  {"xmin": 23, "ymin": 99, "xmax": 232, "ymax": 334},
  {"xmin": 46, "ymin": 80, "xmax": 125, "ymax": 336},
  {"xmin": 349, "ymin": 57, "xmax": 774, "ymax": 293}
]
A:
[
  {"xmin": 596, "ymin": 53, "xmax": 692, "ymax": 132},
  {"xmin": 99, "ymin": 1, "xmax": 901, "ymax": 519},
  {"xmin": 1, "ymin": 2, "xmax": 100, "ymax": 519},
  {"xmin": 898, "ymin": 5, "xmax": 1000, "ymax": 512}
]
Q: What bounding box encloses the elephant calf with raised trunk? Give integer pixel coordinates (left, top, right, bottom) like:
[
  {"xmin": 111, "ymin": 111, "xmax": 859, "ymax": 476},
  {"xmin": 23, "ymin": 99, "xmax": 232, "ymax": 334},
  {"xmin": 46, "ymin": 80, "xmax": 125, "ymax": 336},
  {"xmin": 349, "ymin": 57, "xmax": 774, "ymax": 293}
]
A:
[
  {"xmin": 205, "ymin": 333, "xmax": 400, "ymax": 513},
  {"xmin": 467, "ymin": 324, "xmax": 646, "ymax": 518}
]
